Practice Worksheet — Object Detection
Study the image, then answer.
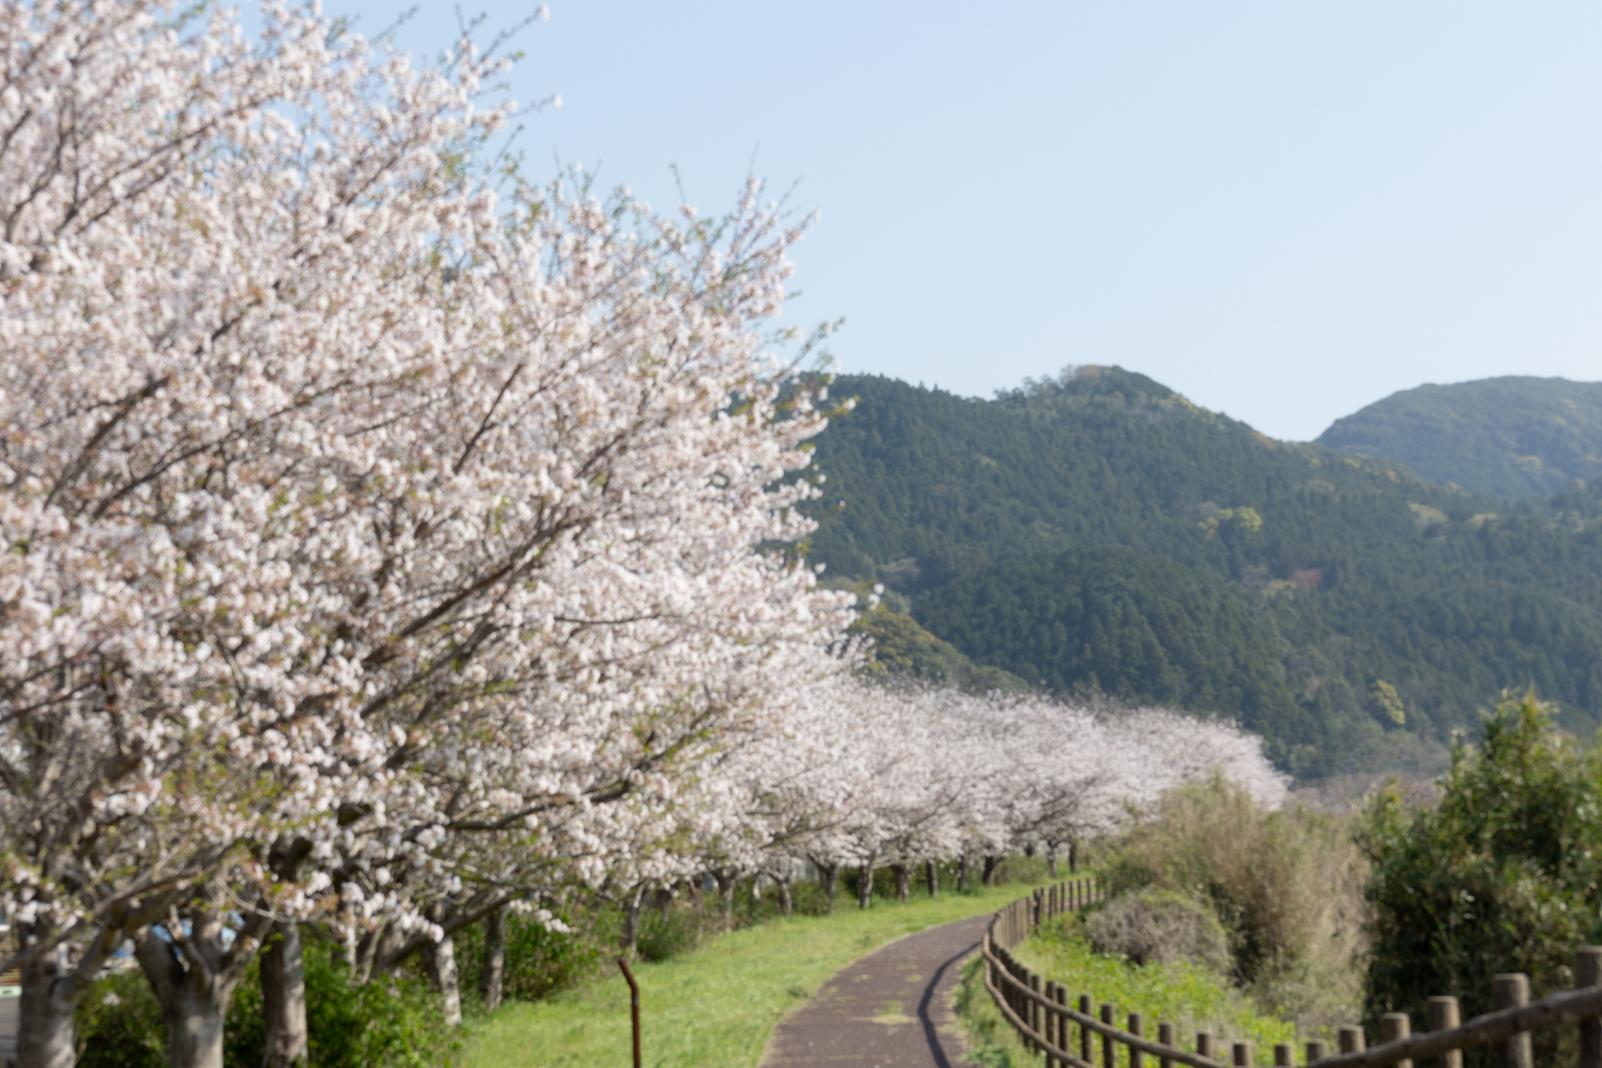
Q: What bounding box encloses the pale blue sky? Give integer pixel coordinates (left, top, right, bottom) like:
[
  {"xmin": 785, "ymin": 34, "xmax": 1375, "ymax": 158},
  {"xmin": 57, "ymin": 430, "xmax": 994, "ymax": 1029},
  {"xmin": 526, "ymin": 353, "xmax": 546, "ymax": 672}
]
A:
[{"xmin": 332, "ymin": 2, "xmax": 1602, "ymax": 441}]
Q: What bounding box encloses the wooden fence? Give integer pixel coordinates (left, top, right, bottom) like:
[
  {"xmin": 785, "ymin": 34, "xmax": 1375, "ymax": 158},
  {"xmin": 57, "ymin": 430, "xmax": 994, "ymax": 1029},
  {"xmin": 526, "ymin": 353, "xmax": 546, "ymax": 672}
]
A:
[{"xmin": 982, "ymin": 880, "xmax": 1602, "ymax": 1067}]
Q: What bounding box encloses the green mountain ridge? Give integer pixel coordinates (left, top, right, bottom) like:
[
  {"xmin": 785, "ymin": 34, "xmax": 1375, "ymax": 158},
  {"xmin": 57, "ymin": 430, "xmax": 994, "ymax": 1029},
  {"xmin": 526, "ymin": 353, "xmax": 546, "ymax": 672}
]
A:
[
  {"xmin": 1317, "ymin": 375, "xmax": 1602, "ymax": 500},
  {"xmin": 809, "ymin": 367, "xmax": 1602, "ymax": 776}
]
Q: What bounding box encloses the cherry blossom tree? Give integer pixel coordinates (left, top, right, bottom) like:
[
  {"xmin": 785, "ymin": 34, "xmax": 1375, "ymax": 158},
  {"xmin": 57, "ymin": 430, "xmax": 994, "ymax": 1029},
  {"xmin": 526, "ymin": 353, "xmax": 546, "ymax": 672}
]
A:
[{"xmin": 1, "ymin": 2, "xmax": 856, "ymax": 1064}]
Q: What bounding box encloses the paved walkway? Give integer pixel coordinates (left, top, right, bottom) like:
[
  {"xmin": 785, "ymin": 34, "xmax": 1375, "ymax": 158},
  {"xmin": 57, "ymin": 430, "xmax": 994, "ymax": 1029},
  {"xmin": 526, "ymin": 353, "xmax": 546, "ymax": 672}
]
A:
[{"xmin": 760, "ymin": 914, "xmax": 987, "ymax": 1068}]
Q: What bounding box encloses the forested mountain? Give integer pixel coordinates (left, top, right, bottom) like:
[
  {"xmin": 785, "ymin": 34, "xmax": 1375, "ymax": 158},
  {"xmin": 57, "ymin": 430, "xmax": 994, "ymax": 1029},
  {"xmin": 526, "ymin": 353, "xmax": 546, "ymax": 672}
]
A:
[
  {"xmin": 808, "ymin": 367, "xmax": 1602, "ymax": 776},
  {"xmin": 1316, "ymin": 376, "xmax": 1602, "ymax": 499}
]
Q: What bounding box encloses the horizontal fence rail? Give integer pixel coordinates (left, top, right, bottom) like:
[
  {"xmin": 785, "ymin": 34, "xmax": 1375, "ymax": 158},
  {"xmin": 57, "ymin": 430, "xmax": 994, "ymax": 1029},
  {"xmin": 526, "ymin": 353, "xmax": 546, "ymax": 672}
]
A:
[{"xmin": 982, "ymin": 882, "xmax": 1602, "ymax": 1067}]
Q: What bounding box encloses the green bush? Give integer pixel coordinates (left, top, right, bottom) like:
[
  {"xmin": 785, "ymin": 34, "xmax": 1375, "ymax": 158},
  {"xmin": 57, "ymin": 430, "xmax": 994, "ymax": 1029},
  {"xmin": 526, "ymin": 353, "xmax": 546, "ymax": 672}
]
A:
[
  {"xmin": 1358, "ymin": 694, "xmax": 1602, "ymax": 1062},
  {"xmin": 1104, "ymin": 776, "xmax": 1367, "ymax": 1026},
  {"xmin": 77, "ymin": 934, "xmax": 456, "ymax": 1068},
  {"xmin": 455, "ymin": 908, "xmax": 602, "ymax": 1005},
  {"xmin": 76, "ymin": 969, "xmax": 165, "ymax": 1068}
]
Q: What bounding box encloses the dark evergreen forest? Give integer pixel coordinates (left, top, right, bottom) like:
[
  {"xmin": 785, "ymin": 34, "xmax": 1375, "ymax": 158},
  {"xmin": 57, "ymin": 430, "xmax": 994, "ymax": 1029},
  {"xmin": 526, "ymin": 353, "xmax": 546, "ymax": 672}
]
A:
[{"xmin": 807, "ymin": 367, "xmax": 1602, "ymax": 775}]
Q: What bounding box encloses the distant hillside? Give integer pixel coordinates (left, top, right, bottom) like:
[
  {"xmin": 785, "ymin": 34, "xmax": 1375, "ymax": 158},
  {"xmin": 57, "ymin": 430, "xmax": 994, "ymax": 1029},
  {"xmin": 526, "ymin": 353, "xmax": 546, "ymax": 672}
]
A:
[
  {"xmin": 1317, "ymin": 376, "xmax": 1602, "ymax": 499},
  {"xmin": 810, "ymin": 367, "xmax": 1602, "ymax": 776}
]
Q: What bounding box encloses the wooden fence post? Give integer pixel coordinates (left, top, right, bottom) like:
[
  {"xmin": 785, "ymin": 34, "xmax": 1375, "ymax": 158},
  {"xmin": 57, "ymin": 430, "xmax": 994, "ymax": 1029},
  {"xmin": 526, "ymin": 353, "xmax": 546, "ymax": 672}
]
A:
[
  {"xmin": 1232, "ymin": 1040, "xmax": 1252, "ymax": 1067},
  {"xmin": 1273, "ymin": 1043, "xmax": 1293, "ymax": 1067},
  {"xmin": 1053, "ymin": 984, "xmax": 1069, "ymax": 1068},
  {"xmin": 1305, "ymin": 1039, "xmax": 1328, "ymax": 1064},
  {"xmin": 1197, "ymin": 1032, "xmax": 1214, "ymax": 1060},
  {"xmin": 1158, "ymin": 1021, "xmax": 1175, "ymax": 1068},
  {"xmin": 1029, "ymin": 972, "xmax": 1043, "ymax": 1052},
  {"xmin": 1379, "ymin": 1013, "xmax": 1411, "ymax": 1068},
  {"xmin": 1578, "ymin": 947, "xmax": 1602, "ymax": 1068},
  {"xmin": 1101, "ymin": 1003, "xmax": 1116, "ymax": 1068},
  {"xmin": 1045, "ymin": 979, "xmax": 1060, "ymax": 1068},
  {"xmin": 1336, "ymin": 1026, "xmax": 1365, "ymax": 1054},
  {"xmin": 1493, "ymin": 973, "xmax": 1532, "ymax": 1068},
  {"xmin": 1128, "ymin": 1012, "xmax": 1144, "ymax": 1068},
  {"xmin": 1425, "ymin": 996, "xmax": 1462, "ymax": 1068},
  {"xmin": 1082, "ymin": 992, "xmax": 1095, "ymax": 1068}
]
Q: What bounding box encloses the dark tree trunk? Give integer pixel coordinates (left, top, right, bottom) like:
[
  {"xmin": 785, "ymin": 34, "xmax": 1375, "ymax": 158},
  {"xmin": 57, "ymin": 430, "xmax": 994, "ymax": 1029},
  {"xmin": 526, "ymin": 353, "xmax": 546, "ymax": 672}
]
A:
[
  {"xmin": 620, "ymin": 886, "xmax": 645, "ymax": 960},
  {"xmin": 956, "ymin": 854, "xmax": 971, "ymax": 893},
  {"xmin": 17, "ymin": 952, "xmax": 77, "ymax": 1068},
  {"xmin": 775, "ymin": 875, "xmax": 794, "ymax": 917},
  {"xmin": 981, "ymin": 854, "xmax": 999, "ymax": 887},
  {"xmin": 924, "ymin": 860, "xmax": 939, "ymax": 898},
  {"xmin": 713, "ymin": 869, "xmax": 737, "ymax": 925},
  {"xmin": 1068, "ymin": 840, "xmax": 1079, "ymax": 874},
  {"xmin": 1047, "ymin": 845, "xmax": 1059, "ymax": 879},
  {"xmin": 261, "ymin": 922, "xmax": 309, "ymax": 1068},
  {"xmin": 891, "ymin": 864, "xmax": 910, "ymax": 903},
  {"xmin": 423, "ymin": 934, "xmax": 462, "ymax": 1028},
  {"xmin": 856, "ymin": 862, "xmax": 873, "ymax": 909},
  {"xmin": 481, "ymin": 905, "xmax": 507, "ymax": 1012},
  {"xmin": 817, "ymin": 862, "xmax": 838, "ymax": 912}
]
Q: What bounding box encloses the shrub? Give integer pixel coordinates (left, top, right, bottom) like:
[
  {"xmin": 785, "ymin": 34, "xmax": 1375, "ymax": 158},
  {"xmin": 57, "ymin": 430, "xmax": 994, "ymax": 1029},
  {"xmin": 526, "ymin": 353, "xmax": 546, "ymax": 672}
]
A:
[
  {"xmin": 76, "ymin": 970, "xmax": 164, "ymax": 1068},
  {"xmin": 1358, "ymin": 694, "xmax": 1602, "ymax": 1062},
  {"xmin": 1086, "ymin": 888, "xmax": 1232, "ymax": 974},
  {"xmin": 455, "ymin": 907, "xmax": 602, "ymax": 1006},
  {"xmin": 1104, "ymin": 775, "xmax": 1367, "ymax": 1025}
]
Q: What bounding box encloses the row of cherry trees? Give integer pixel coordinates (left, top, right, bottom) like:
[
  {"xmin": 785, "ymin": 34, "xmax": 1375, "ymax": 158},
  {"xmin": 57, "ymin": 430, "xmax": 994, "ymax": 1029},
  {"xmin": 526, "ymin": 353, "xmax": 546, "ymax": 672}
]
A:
[
  {"xmin": 0, "ymin": 4, "xmax": 1286, "ymax": 1067},
  {"xmin": 689, "ymin": 681, "xmax": 1288, "ymax": 921}
]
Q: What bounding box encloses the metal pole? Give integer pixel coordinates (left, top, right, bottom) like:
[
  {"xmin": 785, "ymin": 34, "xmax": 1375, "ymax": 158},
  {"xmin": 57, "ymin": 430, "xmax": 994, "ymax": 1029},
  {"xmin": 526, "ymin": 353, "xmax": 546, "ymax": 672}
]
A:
[{"xmin": 618, "ymin": 957, "xmax": 641, "ymax": 1068}]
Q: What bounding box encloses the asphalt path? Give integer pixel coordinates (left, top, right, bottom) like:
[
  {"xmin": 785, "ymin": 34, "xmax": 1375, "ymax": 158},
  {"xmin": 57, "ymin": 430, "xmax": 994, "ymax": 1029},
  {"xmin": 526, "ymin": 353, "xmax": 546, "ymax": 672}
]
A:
[{"xmin": 760, "ymin": 913, "xmax": 987, "ymax": 1068}]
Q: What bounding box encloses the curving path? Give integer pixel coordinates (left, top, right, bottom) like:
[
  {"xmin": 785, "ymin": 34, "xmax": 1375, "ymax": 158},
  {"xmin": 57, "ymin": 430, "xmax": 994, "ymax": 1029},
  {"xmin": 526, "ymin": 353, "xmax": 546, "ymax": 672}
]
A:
[{"xmin": 760, "ymin": 913, "xmax": 987, "ymax": 1068}]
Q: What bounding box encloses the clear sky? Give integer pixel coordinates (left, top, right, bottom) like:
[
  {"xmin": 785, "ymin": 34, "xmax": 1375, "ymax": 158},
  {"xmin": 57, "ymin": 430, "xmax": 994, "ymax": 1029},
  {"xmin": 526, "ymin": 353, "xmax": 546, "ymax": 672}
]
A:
[{"xmin": 332, "ymin": 1, "xmax": 1602, "ymax": 441}]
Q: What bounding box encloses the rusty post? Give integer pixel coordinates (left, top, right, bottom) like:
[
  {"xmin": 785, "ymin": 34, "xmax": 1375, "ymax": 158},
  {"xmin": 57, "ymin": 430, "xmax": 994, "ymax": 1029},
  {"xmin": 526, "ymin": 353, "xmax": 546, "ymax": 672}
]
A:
[{"xmin": 617, "ymin": 957, "xmax": 641, "ymax": 1068}]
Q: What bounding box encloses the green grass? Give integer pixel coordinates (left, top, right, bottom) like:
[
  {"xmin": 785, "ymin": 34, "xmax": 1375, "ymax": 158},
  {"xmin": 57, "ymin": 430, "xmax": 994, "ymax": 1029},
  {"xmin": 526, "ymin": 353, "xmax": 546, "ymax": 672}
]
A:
[
  {"xmin": 460, "ymin": 880, "xmax": 1045, "ymax": 1068},
  {"xmin": 957, "ymin": 913, "xmax": 1301, "ymax": 1067}
]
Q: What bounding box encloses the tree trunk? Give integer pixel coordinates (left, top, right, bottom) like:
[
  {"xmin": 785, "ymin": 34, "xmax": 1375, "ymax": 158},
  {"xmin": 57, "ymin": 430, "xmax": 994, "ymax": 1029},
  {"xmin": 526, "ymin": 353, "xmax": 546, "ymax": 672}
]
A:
[
  {"xmin": 956, "ymin": 854, "xmax": 971, "ymax": 893},
  {"xmin": 981, "ymin": 854, "xmax": 999, "ymax": 886},
  {"xmin": 481, "ymin": 905, "xmax": 508, "ymax": 1012},
  {"xmin": 713, "ymin": 870, "xmax": 737, "ymax": 926},
  {"xmin": 135, "ymin": 931, "xmax": 238, "ymax": 1068},
  {"xmin": 1047, "ymin": 845, "xmax": 1059, "ymax": 879},
  {"xmin": 891, "ymin": 864, "xmax": 910, "ymax": 903},
  {"xmin": 856, "ymin": 863, "xmax": 873, "ymax": 909},
  {"xmin": 424, "ymin": 934, "xmax": 462, "ymax": 1028},
  {"xmin": 261, "ymin": 922, "xmax": 309, "ymax": 1068},
  {"xmin": 924, "ymin": 860, "xmax": 939, "ymax": 898},
  {"xmin": 817, "ymin": 862, "xmax": 838, "ymax": 912},
  {"xmin": 161, "ymin": 981, "xmax": 230, "ymax": 1068},
  {"xmin": 1068, "ymin": 840, "xmax": 1079, "ymax": 874},
  {"xmin": 17, "ymin": 952, "xmax": 77, "ymax": 1068},
  {"xmin": 620, "ymin": 886, "xmax": 645, "ymax": 960},
  {"xmin": 776, "ymin": 875, "xmax": 793, "ymax": 917}
]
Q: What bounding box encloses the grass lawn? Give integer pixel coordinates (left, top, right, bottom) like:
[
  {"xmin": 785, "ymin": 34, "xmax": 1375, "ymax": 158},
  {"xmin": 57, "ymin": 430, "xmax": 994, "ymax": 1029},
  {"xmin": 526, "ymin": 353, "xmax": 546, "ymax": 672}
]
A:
[{"xmin": 459, "ymin": 879, "xmax": 1044, "ymax": 1068}]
